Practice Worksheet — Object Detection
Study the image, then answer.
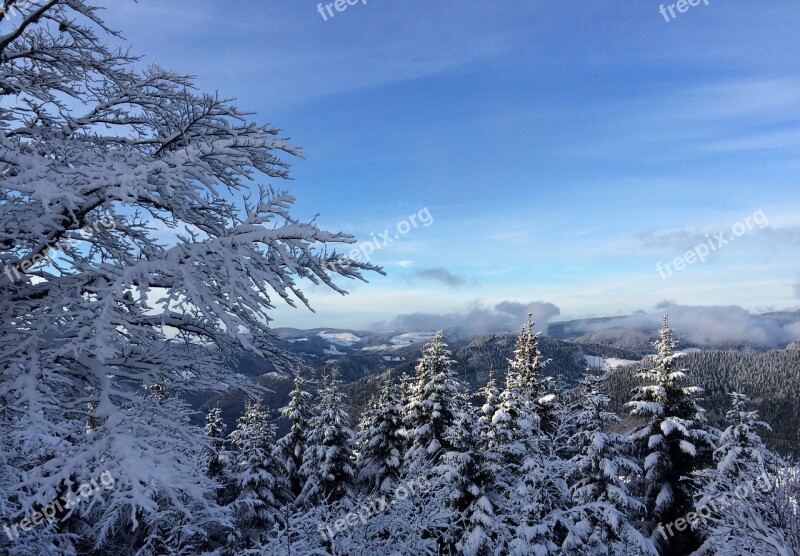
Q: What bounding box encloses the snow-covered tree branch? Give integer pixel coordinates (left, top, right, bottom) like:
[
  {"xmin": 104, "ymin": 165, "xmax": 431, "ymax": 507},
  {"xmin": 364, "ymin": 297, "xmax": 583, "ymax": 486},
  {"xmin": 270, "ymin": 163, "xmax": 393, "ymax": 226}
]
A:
[{"xmin": 0, "ymin": 1, "xmax": 380, "ymax": 552}]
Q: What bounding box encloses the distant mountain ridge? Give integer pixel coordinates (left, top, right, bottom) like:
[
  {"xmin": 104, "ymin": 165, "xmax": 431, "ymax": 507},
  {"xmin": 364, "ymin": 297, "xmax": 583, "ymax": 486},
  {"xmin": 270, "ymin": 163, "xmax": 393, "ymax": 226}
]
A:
[{"xmin": 194, "ymin": 311, "xmax": 800, "ymax": 457}]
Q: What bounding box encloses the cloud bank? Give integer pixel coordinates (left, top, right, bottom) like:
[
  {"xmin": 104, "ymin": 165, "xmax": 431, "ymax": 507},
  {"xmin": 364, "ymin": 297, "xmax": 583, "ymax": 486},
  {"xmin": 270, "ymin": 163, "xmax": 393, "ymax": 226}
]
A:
[
  {"xmin": 565, "ymin": 303, "xmax": 800, "ymax": 348},
  {"xmin": 376, "ymin": 300, "xmax": 561, "ymax": 336}
]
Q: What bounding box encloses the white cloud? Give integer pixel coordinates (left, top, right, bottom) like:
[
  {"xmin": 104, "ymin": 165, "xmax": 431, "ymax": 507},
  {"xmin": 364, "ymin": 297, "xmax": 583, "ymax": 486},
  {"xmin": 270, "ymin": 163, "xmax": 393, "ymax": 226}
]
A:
[
  {"xmin": 374, "ymin": 299, "xmax": 560, "ymax": 335},
  {"xmin": 565, "ymin": 303, "xmax": 800, "ymax": 348}
]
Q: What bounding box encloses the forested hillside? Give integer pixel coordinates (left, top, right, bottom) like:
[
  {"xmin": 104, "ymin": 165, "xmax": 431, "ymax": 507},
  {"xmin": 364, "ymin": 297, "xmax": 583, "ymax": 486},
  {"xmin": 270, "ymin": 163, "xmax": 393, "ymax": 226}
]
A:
[
  {"xmin": 605, "ymin": 349, "xmax": 800, "ymax": 456},
  {"xmin": 345, "ymin": 335, "xmax": 800, "ymax": 456}
]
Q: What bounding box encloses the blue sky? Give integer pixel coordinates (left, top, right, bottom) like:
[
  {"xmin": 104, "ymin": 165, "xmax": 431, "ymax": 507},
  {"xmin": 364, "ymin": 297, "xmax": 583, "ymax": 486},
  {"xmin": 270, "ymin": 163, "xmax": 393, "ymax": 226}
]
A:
[{"xmin": 102, "ymin": 0, "xmax": 800, "ymax": 331}]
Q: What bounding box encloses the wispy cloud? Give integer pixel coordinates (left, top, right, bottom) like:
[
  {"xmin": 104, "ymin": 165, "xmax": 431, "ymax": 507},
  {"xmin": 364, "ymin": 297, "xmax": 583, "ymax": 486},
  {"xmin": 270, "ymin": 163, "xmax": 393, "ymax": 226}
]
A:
[
  {"xmin": 702, "ymin": 129, "xmax": 800, "ymax": 153},
  {"xmin": 411, "ymin": 267, "xmax": 469, "ymax": 288},
  {"xmin": 634, "ymin": 229, "xmax": 713, "ymax": 251},
  {"xmin": 679, "ymin": 79, "xmax": 800, "ymax": 121}
]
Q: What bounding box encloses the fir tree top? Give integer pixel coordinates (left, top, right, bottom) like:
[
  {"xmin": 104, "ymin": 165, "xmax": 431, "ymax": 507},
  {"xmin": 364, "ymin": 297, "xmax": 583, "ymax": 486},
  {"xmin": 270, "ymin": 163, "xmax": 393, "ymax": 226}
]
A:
[{"xmin": 508, "ymin": 313, "xmax": 545, "ymax": 400}]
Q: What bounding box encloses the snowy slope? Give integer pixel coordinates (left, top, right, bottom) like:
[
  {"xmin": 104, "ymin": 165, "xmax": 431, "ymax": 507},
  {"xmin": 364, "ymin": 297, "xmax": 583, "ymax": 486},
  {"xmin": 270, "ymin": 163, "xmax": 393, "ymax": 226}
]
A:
[
  {"xmin": 389, "ymin": 332, "xmax": 437, "ymax": 348},
  {"xmin": 584, "ymin": 354, "xmax": 640, "ymax": 370},
  {"xmin": 319, "ymin": 330, "xmax": 361, "ymax": 346}
]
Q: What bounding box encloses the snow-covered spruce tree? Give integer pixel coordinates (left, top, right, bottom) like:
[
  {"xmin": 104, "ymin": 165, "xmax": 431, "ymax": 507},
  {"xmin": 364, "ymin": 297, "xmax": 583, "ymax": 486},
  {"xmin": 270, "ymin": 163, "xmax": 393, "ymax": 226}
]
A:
[
  {"xmin": 570, "ymin": 369, "xmax": 642, "ymax": 514},
  {"xmin": 476, "ymin": 368, "xmax": 501, "ymax": 450},
  {"xmin": 549, "ymin": 376, "xmax": 582, "ymax": 459},
  {"xmin": 493, "ymin": 380, "xmax": 651, "ymax": 556},
  {"xmin": 626, "ymin": 316, "xmax": 715, "ymax": 556},
  {"xmin": 490, "ymin": 317, "xmax": 553, "ymax": 484},
  {"xmin": 205, "ymin": 406, "xmax": 234, "ymax": 505},
  {"xmin": 712, "ymin": 392, "xmax": 780, "ymax": 486},
  {"xmin": 435, "ymin": 395, "xmax": 499, "ymax": 556},
  {"xmin": 318, "ymin": 475, "xmax": 452, "ymax": 556},
  {"xmin": 510, "ymin": 314, "xmax": 545, "ymax": 396},
  {"xmin": 277, "ymin": 373, "xmax": 313, "ymax": 500},
  {"xmin": 486, "ymin": 355, "xmax": 547, "ymax": 550},
  {"xmin": 200, "ymin": 405, "xmax": 236, "ymax": 551},
  {"xmin": 298, "ymin": 368, "xmax": 356, "ymax": 508},
  {"xmin": 403, "ymin": 331, "xmax": 462, "ymax": 471},
  {"xmin": 486, "ymin": 355, "xmax": 534, "ymax": 548},
  {"xmin": 356, "ymin": 378, "xmax": 405, "ymax": 494},
  {"xmin": 693, "ymin": 393, "xmax": 798, "ymax": 556},
  {"xmin": 488, "ymin": 320, "xmax": 550, "ymax": 512},
  {"xmin": 398, "ymin": 372, "xmax": 415, "ymax": 451},
  {"xmin": 491, "ymin": 318, "xmax": 651, "ymax": 555},
  {"xmin": 228, "ymin": 399, "xmax": 287, "ymax": 548},
  {"xmin": 490, "ymin": 361, "xmax": 530, "ymax": 470},
  {"xmin": 509, "ymin": 313, "xmax": 555, "ymax": 429},
  {"xmin": 0, "ymin": 0, "xmax": 377, "ymax": 552},
  {"xmin": 568, "ymin": 368, "xmax": 655, "ymax": 555},
  {"xmin": 503, "ymin": 385, "xmax": 575, "ymax": 554}
]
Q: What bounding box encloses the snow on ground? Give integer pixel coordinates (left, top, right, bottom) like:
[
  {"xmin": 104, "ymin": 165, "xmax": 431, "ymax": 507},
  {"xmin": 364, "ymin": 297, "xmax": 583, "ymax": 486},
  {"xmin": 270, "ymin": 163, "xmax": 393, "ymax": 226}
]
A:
[
  {"xmin": 362, "ymin": 344, "xmax": 393, "ymax": 352},
  {"xmin": 382, "ymin": 356, "xmax": 404, "ymax": 362},
  {"xmin": 286, "ymin": 338, "xmax": 309, "ymax": 343},
  {"xmin": 389, "ymin": 332, "xmax": 437, "ymax": 348},
  {"xmin": 584, "ymin": 355, "xmax": 640, "ymax": 370},
  {"xmin": 319, "ymin": 330, "xmax": 361, "ymax": 346},
  {"xmin": 605, "ymin": 357, "xmax": 640, "ymax": 368},
  {"xmin": 323, "ymin": 344, "xmax": 345, "ymax": 355},
  {"xmin": 584, "ymin": 355, "xmax": 605, "ymax": 369},
  {"xmin": 262, "ymin": 371, "xmax": 291, "ymax": 380}
]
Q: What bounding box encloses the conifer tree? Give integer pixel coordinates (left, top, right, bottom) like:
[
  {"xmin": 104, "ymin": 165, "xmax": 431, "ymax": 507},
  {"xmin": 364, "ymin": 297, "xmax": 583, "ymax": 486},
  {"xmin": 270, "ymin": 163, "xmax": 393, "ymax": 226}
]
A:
[
  {"xmin": 712, "ymin": 392, "xmax": 779, "ymax": 485},
  {"xmin": 399, "ymin": 372, "xmax": 415, "ymax": 453},
  {"xmin": 509, "ymin": 313, "xmax": 546, "ymax": 400},
  {"xmin": 488, "ymin": 359, "xmax": 535, "ymax": 551},
  {"xmin": 204, "ymin": 407, "xmax": 232, "ymax": 505},
  {"xmin": 570, "ymin": 369, "xmax": 642, "ymax": 512},
  {"xmin": 298, "ymin": 368, "xmax": 356, "ymax": 507},
  {"xmin": 204, "ymin": 406, "xmax": 231, "ymax": 495},
  {"xmin": 356, "ymin": 379, "xmax": 406, "ymax": 494},
  {"xmin": 490, "ymin": 362, "xmax": 530, "ymax": 478},
  {"xmin": 476, "ymin": 368, "xmax": 501, "ymax": 450},
  {"xmin": 569, "ymin": 369, "xmax": 655, "ymax": 555},
  {"xmin": 490, "ymin": 318, "xmax": 550, "ymax": 496},
  {"xmin": 693, "ymin": 392, "xmax": 794, "ymax": 555},
  {"xmin": 627, "ymin": 316, "xmax": 715, "ymax": 555},
  {"xmin": 436, "ymin": 396, "xmax": 498, "ymax": 556},
  {"xmin": 489, "ymin": 330, "xmax": 554, "ymax": 551},
  {"xmin": 403, "ymin": 331, "xmax": 462, "ymax": 470},
  {"xmin": 277, "ymin": 374, "xmax": 313, "ymax": 499},
  {"xmin": 228, "ymin": 400, "xmax": 287, "ymax": 547},
  {"xmin": 506, "ymin": 382, "xmax": 581, "ymax": 554},
  {"xmin": 510, "ymin": 314, "xmax": 557, "ymax": 427}
]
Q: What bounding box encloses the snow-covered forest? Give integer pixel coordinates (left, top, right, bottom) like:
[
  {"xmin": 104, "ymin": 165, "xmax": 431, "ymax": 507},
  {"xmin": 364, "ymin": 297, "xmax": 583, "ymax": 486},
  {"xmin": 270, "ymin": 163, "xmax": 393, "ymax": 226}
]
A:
[{"xmin": 1, "ymin": 1, "xmax": 798, "ymax": 555}]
